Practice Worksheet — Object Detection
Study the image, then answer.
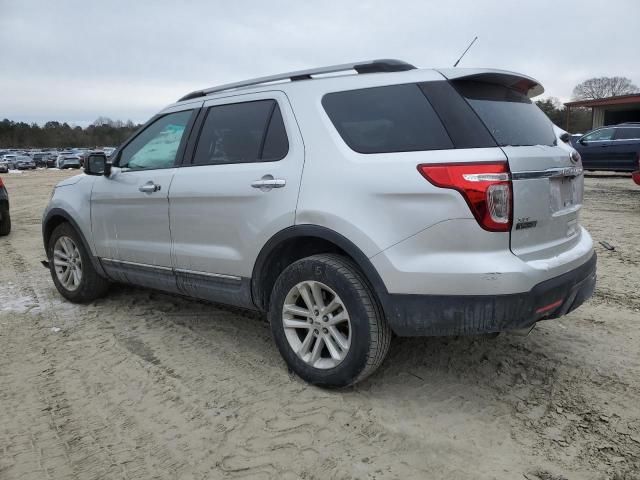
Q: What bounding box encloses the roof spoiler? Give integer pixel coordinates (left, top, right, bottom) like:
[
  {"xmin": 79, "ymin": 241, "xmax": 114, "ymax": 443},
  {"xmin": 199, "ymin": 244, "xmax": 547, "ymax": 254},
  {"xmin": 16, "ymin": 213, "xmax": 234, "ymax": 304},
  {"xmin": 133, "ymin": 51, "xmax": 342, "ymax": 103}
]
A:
[{"xmin": 436, "ymin": 68, "xmax": 544, "ymax": 98}]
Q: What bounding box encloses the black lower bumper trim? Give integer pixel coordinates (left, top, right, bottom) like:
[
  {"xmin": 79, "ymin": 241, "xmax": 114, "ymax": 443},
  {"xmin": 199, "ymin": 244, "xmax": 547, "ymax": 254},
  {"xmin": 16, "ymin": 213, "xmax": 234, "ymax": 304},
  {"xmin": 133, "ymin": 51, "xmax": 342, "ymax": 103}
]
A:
[{"xmin": 383, "ymin": 253, "xmax": 597, "ymax": 336}]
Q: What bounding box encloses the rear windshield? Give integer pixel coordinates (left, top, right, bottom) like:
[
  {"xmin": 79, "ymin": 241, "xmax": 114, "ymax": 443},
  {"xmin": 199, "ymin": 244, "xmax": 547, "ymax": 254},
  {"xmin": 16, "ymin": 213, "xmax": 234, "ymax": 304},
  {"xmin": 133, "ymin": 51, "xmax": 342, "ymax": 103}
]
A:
[
  {"xmin": 454, "ymin": 80, "xmax": 556, "ymax": 147},
  {"xmin": 322, "ymin": 84, "xmax": 453, "ymax": 154}
]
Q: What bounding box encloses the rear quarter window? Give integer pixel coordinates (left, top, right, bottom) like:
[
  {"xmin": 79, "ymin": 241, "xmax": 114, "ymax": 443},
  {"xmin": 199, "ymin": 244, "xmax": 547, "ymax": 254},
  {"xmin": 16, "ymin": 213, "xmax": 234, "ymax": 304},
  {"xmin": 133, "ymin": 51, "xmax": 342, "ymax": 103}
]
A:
[
  {"xmin": 454, "ymin": 80, "xmax": 556, "ymax": 147},
  {"xmin": 322, "ymin": 84, "xmax": 453, "ymax": 154}
]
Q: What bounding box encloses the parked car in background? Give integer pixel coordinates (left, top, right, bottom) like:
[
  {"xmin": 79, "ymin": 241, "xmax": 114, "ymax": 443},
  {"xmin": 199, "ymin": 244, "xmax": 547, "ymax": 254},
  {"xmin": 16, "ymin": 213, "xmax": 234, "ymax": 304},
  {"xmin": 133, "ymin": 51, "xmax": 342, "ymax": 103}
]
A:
[
  {"xmin": 572, "ymin": 123, "xmax": 640, "ymax": 172},
  {"xmin": 42, "ymin": 60, "xmax": 596, "ymax": 387},
  {"xmin": 56, "ymin": 153, "xmax": 81, "ymax": 169},
  {"xmin": 1, "ymin": 154, "xmax": 18, "ymax": 169},
  {"xmin": 0, "ymin": 160, "xmax": 8, "ymax": 173},
  {"xmin": 32, "ymin": 152, "xmax": 50, "ymax": 167},
  {"xmin": 102, "ymin": 147, "xmax": 116, "ymax": 157},
  {"xmin": 0, "ymin": 176, "xmax": 10, "ymax": 235},
  {"xmin": 45, "ymin": 152, "xmax": 59, "ymax": 168},
  {"xmin": 14, "ymin": 155, "xmax": 36, "ymax": 170}
]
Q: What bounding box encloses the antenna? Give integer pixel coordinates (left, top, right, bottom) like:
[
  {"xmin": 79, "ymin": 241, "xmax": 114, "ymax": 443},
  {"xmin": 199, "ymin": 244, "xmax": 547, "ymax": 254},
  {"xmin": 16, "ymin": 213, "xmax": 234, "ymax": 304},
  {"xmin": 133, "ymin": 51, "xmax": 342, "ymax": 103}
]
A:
[{"xmin": 453, "ymin": 36, "xmax": 478, "ymax": 67}]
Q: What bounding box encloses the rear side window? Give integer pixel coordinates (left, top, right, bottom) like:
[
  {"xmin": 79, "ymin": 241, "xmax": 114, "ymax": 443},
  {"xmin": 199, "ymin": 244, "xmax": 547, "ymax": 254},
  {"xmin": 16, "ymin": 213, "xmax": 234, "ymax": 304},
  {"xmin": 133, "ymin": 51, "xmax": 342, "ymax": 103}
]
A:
[
  {"xmin": 615, "ymin": 127, "xmax": 640, "ymax": 140},
  {"xmin": 322, "ymin": 84, "xmax": 453, "ymax": 153},
  {"xmin": 193, "ymin": 100, "xmax": 289, "ymax": 165},
  {"xmin": 454, "ymin": 80, "xmax": 556, "ymax": 147}
]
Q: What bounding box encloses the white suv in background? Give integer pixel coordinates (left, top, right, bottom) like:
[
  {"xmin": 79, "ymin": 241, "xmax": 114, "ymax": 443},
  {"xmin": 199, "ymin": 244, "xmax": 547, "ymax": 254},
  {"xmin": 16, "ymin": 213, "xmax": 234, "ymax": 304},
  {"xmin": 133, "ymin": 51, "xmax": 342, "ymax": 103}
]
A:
[{"xmin": 42, "ymin": 59, "xmax": 596, "ymax": 387}]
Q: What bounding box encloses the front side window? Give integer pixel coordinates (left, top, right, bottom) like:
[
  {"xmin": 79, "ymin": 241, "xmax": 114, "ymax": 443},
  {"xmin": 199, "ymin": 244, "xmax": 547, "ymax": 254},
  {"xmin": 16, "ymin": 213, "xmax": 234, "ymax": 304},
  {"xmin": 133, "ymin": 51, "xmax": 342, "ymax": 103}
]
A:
[
  {"xmin": 322, "ymin": 84, "xmax": 453, "ymax": 154},
  {"xmin": 193, "ymin": 100, "xmax": 289, "ymax": 166},
  {"xmin": 582, "ymin": 128, "xmax": 615, "ymax": 142},
  {"xmin": 118, "ymin": 110, "xmax": 193, "ymax": 170}
]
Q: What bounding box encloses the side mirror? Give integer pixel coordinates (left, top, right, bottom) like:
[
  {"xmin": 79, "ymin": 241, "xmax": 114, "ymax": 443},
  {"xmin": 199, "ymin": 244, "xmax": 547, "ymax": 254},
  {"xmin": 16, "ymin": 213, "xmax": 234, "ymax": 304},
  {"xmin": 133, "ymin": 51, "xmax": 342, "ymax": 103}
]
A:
[
  {"xmin": 559, "ymin": 132, "xmax": 570, "ymax": 143},
  {"xmin": 579, "ymin": 138, "xmax": 587, "ymax": 145},
  {"xmin": 85, "ymin": 153, "xmax": 111, "ymax": 176}
]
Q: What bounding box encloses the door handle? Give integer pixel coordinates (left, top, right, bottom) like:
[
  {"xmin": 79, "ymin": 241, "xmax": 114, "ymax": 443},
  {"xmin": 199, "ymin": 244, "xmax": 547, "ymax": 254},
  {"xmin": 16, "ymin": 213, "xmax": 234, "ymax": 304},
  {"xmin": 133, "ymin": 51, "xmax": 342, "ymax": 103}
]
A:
[
  {"xmin": 139, "ymin": 181, "xmax": 161, "ymax": 193},
  {"xmin": 251, "ymin": 174, "xmax": 286, "ymax": 191}
]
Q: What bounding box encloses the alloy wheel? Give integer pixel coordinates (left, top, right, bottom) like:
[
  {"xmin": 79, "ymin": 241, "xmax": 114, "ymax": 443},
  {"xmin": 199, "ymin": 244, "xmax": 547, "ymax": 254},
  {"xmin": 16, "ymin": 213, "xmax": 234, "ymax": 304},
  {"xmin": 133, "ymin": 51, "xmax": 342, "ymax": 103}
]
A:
[
  {"xmin": 282, "ymin": 280, "xmax": 352, "ymax": 369},
  {"xmin": 53, "ymin": 236, "xmax": 83, "ymax": 291}
]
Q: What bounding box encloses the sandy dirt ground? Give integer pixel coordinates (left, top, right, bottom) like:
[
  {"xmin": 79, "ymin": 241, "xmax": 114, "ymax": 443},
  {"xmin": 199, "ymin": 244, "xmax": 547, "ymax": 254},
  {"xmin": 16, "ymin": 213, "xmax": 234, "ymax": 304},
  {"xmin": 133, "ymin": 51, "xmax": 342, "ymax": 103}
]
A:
[{"xmin": 0, "ymin": 168, "xmax": 639, "ymax": 480}]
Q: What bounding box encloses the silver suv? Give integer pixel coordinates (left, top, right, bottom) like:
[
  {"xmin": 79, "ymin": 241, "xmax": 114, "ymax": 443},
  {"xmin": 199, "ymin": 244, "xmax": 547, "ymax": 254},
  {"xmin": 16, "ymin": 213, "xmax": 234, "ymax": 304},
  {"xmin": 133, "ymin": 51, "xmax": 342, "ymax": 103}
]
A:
[{"xmin": 42, "ymin": 59, "xmax": 596, "ymax": 387}]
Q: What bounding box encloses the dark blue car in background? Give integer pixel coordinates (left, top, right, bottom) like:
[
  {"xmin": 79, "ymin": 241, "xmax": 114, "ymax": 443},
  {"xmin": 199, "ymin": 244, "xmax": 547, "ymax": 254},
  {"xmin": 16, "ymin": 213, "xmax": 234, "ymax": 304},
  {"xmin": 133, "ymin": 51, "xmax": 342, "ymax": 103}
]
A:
[{"xmin": 572, "ymin": 123, "xmax": 640, "ymax": 172}]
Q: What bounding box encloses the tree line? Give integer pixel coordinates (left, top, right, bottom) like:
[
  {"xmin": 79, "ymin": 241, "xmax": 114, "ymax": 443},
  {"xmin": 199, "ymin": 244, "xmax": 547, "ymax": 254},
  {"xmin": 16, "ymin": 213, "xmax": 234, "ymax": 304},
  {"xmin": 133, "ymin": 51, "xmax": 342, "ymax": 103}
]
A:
[{"xmin": 0, "ymin": 118, "xmax": 141, "ymax": 149}]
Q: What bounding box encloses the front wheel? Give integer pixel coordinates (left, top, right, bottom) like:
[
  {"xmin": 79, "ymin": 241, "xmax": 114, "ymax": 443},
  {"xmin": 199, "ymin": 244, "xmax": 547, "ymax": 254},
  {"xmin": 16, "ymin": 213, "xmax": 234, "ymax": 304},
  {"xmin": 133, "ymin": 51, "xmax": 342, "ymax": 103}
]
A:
[
  {"xmin": 48, "ymin": 222, "xmax": 110, "ymax": 302},
  {"xmin": 269, "ymin": 254, "xmax": 391, "ymax": 388}
]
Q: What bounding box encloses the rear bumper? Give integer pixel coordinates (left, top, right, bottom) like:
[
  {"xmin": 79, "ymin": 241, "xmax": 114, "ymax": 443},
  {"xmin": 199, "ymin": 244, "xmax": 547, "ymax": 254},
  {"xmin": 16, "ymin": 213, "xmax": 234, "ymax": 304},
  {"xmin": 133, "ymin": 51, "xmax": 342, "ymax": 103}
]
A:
[{"xmin": 383, "ymin": 252, "xmax": 596, "ymax": 336}]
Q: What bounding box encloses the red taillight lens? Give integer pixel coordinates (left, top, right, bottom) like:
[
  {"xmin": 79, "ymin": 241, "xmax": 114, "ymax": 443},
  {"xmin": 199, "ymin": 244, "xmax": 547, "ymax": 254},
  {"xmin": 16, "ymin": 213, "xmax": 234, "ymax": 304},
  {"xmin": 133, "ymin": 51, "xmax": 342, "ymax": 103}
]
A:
[
  {"xmin": 0, "ymin": 176, "xmax": 3, "ymax": 187},
  {"xmin": 417, "ymin": 162, "xmax": 512, "ymax": 232}
]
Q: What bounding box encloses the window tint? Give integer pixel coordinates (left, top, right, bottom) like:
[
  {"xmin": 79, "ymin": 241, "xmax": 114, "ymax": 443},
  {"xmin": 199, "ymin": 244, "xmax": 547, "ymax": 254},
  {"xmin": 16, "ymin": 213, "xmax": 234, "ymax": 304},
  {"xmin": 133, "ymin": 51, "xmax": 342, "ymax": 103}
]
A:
[
  {"xmin": 454, "ymin": 80, "xmax": 556, "ymax": 147},
  {"xmin": 193, "ymin": 100, "xmax": 288, "ymax": 165},
  {"xmin": 322, "ymin": 84, "xmax": 453, "ymax": 154},
  {"xmin": 419, "ymin": 81, "xmax": 496, "ymax": 149},
  {"xmin": 583, "ymin": 128, "xmax": 615, "ymax": 142},
  {"xmin": 118, "ymin": 110, "xmax": 192, "ymax": 170},
  {"xmin": 262, "ymin": 104, "xmax": 289, "ymax": 161},
  {"xmin": 615, "ymin": 127, "xmax": 640, "ymax": 140}
]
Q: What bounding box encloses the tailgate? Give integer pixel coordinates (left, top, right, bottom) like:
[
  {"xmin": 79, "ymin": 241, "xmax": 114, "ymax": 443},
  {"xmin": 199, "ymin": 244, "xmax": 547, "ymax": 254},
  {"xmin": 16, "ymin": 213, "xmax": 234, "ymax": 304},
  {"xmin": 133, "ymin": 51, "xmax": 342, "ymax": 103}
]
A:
[
  {"xmin": 441, "ymin": 72, "xmax": 585, "ymax": 262},
  {"xmin": 505, "ymin": 145, "xmax": 583, "ymax": 261}
]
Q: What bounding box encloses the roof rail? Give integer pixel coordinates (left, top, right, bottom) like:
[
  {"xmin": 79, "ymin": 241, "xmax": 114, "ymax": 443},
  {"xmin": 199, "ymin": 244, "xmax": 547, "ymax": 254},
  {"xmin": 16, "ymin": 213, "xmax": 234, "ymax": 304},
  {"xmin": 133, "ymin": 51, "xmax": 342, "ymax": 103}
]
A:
[{"xmin": 178, "ymin": 59, "xmax": 416, "ymax": 102}]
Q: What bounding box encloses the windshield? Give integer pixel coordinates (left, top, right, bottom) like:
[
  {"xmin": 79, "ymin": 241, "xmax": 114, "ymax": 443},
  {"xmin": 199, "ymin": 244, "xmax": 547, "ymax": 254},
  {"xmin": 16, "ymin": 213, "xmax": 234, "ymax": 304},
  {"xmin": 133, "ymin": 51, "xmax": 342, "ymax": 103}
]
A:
[{"xmin": 454, "ymin": 80, "xmax": 556, "ymax": 147}]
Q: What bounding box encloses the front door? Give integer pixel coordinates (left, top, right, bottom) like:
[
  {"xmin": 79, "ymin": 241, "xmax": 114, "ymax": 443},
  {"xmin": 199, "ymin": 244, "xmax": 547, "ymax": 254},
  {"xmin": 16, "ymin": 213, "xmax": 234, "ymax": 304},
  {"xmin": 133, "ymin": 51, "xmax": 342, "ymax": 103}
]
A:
[
  {"xmin": 91, "ymin": 107, "xmax": 197, "ymax": 289},
  {"xmin": 578, "ymin": 127, "xmax": 615, "ymax": 170},
  {"xmin": 168, "ymin": 92, "xmax": 304, "ymax": 307}
]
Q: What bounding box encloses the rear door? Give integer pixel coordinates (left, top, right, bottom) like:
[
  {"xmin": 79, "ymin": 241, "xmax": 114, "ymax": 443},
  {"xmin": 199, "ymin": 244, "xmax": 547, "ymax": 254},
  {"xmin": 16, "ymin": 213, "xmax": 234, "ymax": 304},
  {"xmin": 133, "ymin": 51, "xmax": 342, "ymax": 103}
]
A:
[
  {"xmin": 168, "ymin": 91, "xmax": 304, "ymax": 307},
  {"xmin": 452, "ymin": 79, "xmax": 583, "ymax": 261},
  {"xmin": 612, "ymin": 126, "xmax": 640, "ymax": 171}
]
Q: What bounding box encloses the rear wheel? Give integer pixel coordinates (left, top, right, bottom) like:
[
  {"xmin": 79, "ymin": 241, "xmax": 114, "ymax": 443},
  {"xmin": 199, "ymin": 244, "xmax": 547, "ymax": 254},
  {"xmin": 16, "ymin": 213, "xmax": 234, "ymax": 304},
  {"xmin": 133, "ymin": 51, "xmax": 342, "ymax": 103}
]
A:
[
  {"xmin": 269, "ymin": 254, "xmax": 391, "ymax": 388},
  {"xmin": 48, "ymin": 223, "xmax": 109, "ymax": 302}
]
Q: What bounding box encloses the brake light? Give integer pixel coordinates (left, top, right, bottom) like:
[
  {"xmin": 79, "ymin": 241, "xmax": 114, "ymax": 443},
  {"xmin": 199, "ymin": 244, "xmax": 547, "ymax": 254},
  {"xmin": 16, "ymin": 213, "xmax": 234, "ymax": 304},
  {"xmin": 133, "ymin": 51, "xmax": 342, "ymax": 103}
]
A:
[
  {"xmin": 417, "ymin": 162, "xmax": 512, "ymax": 232},
  {"xmin": 0, "ymin": 176, "xmax": 3, "ymax": 187}
]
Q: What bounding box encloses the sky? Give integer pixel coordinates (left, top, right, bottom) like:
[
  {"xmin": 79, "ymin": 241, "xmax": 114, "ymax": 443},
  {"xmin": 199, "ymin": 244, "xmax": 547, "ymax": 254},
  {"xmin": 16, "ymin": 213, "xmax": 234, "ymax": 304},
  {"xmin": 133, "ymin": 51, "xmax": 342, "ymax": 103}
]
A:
[{"xmin": 1, "ymin": 0, "xmax": 638, "ymax": 127}]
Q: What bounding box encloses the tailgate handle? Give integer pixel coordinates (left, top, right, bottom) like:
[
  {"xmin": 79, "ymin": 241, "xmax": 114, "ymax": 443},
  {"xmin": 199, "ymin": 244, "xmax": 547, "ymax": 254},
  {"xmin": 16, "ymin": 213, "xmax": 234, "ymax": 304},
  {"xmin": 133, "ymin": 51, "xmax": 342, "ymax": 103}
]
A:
[{"xmin": 512, "ymin": 167, "xmax": 583, "ymax": 180}]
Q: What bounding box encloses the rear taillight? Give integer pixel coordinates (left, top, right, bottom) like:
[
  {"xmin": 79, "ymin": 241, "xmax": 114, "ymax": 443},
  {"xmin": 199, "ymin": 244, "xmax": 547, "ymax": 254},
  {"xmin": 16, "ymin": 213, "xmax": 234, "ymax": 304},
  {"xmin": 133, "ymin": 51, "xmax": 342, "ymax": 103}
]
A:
[
  {"xmin": 0, "ymin": 176, "xmax": 4, "ymax": 187},
  {"xmin": 417, "ymin": 162, "xmax": 512, "ymax": 232}
]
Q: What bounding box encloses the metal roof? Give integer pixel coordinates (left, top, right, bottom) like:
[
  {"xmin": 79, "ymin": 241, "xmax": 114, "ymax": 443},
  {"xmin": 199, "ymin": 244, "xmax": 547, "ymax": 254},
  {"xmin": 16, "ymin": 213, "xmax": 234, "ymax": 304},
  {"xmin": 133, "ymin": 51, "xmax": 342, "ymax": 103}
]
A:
[{"xmin": 564, "ymin": 94, "xmax": 640, "ymax": 108}]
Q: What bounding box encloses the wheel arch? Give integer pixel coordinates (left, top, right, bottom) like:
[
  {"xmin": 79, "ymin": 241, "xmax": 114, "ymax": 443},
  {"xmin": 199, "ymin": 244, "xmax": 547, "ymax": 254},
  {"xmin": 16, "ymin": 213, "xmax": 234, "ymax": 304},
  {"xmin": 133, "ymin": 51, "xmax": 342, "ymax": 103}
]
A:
[
  {"xmin": 251, "ymin": 225, "xmax": 390, "ymax": 313},
  {"xmin": 42, "ymin": 208, "xmax": 108, "ymax": 278}
]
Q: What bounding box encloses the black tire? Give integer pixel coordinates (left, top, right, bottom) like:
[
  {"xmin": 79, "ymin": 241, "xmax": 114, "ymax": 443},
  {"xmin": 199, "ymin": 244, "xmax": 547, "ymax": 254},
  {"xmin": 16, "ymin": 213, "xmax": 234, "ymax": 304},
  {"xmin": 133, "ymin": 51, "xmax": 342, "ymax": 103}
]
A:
[
  {"xmin": 47, "ymin": 222, "xmax": 110, "ymax": 303},
  {"xmin": 269, "ymin": 254, "xmax": 392, "ymax": 388},
  {"xmin": 0, "ymin": 205, "xmax": 10, "ymax": 236}
]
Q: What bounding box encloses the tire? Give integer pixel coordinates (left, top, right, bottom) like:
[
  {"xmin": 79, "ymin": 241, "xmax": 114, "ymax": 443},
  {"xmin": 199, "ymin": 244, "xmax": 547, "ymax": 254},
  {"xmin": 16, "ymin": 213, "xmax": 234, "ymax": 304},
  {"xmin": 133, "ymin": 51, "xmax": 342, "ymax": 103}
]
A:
[
  {"xmin": 47, "ymin": 222, "xmax": 110, "ymax": 303},
  {"xmin": 0, "ymin": 205, "xmax": 10, "ymax": 236},
  {"xmin": 269, "ymin": 254, "xmax": 391, "ymax": 388}
]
